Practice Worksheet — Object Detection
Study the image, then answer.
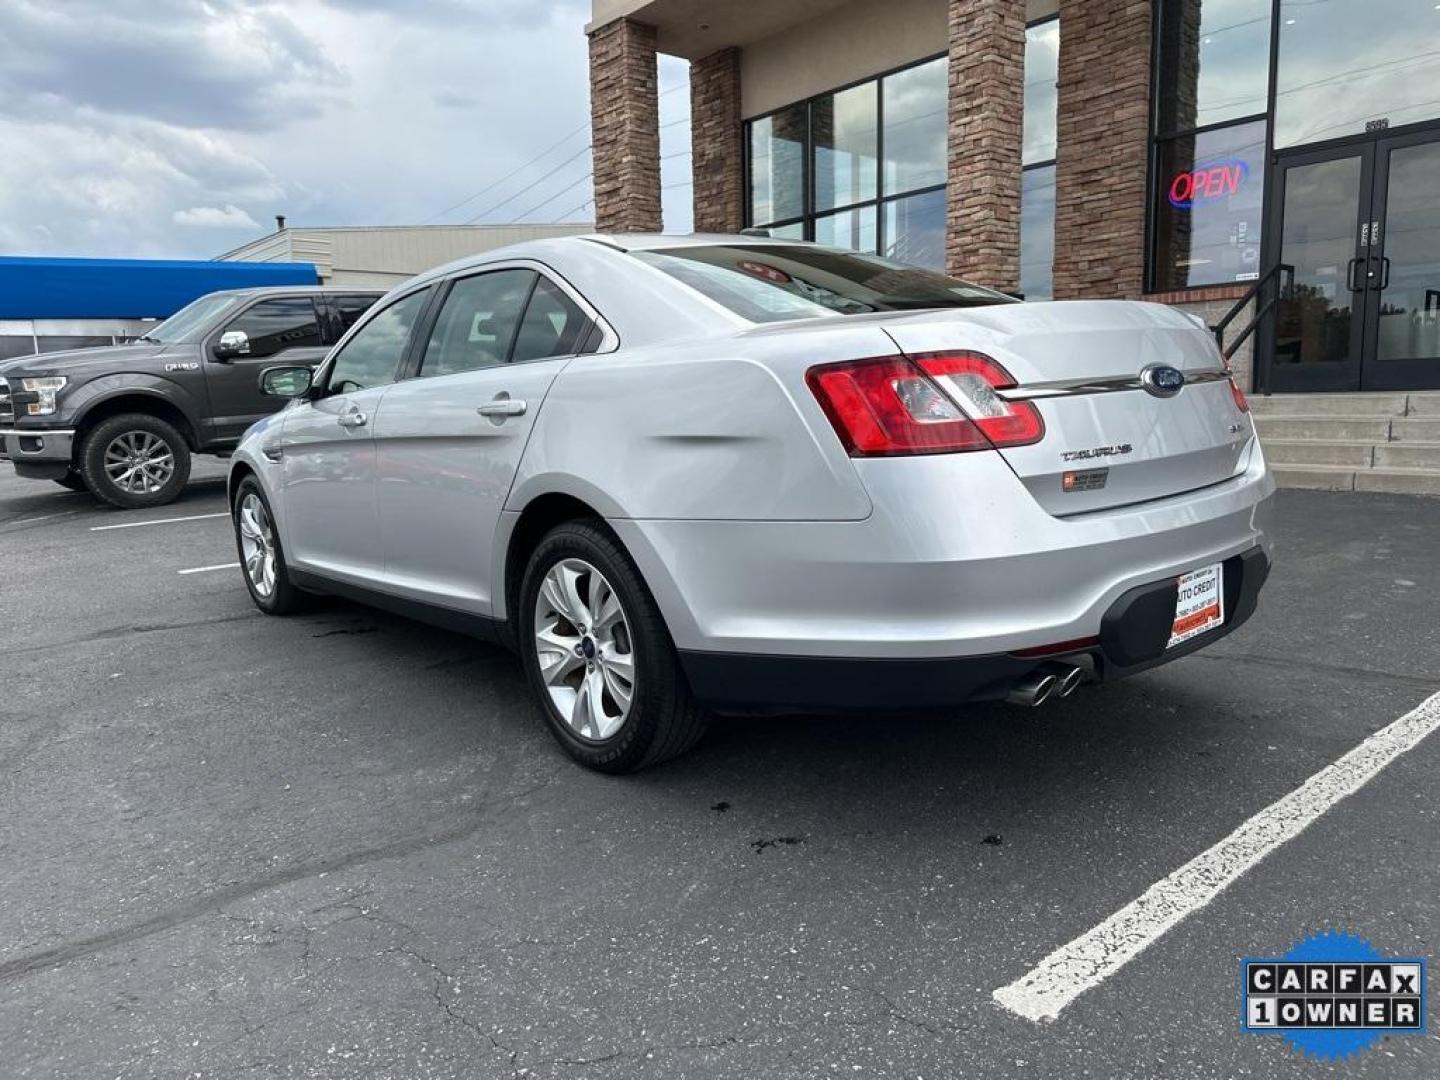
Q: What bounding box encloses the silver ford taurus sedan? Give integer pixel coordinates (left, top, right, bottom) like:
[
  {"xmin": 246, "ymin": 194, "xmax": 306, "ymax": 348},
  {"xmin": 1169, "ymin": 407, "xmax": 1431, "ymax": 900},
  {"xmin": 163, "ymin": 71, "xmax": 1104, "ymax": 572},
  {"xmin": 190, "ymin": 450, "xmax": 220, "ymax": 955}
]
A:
[{"xmin": 228, "ymin": 234, "xmax": 1274, "ymax": 772}]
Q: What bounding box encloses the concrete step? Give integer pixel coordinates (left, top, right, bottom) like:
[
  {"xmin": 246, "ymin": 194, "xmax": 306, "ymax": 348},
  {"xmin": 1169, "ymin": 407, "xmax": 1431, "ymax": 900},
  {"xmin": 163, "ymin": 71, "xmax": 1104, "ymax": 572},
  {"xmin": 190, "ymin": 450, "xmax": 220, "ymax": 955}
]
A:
[
  {"xmin": 1353, "ymin": 468, "xmax": 1440, "ymax": 497},
  {"xmin": 1391, "ymin": 417, "xmax": 1440, "ymax": 442},
  {"xmin": 1402, "ymin": 392, "xmax": 1440, "ymax": 417},
  {"xmin": 1253, "ymin": 416, "xmax": 1391, "ymax": 442},
  {"xmin": 1374, "ymin": 442, "xmax": 1440, "ymax": 469},
  {"xmin": 1248, "ymin": 392, "xmax": 1408, "ymax": 417},
  {"xmin": 1269, "ymin": 464, "xmax": 1356, "ymax": 491},
  {"xmin": 1262, "ymin": 439, "xmax": 1374, "ymax": 467}
]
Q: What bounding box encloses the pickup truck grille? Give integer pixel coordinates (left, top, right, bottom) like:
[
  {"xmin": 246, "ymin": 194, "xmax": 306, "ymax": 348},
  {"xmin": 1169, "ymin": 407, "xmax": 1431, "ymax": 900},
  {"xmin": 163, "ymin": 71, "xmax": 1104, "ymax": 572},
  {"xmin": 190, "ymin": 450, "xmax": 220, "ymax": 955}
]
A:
[{"xmin": 0, "ymin": 378, "xmax": 12, "ymax": 425}]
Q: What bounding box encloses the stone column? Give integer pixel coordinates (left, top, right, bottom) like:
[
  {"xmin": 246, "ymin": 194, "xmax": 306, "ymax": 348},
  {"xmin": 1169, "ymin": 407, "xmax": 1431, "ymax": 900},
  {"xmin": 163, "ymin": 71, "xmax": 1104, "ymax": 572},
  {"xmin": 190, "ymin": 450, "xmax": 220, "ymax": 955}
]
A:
[
  {"xmin": 690, "ymin": 47, "xmax": 744, "ymax": 234},
  {"xmin": 1052, "ymin": 0, "xmax": 1152, "ymax": 299},
  {"xmin": 588, "ymin": 18, "xmax": 662, "ymax": 233},
  {"xmin": 945, "ymin": 0, "xmax": 1026, "ymax": 289}
]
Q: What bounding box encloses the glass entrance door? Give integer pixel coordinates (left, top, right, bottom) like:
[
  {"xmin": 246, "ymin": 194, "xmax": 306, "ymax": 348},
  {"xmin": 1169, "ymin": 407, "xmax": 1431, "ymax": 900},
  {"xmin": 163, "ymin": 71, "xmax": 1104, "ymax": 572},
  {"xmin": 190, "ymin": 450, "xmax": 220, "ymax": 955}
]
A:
[{"xmin": 1263, "ymin": 127, "xmax": 1440, "ymax": 392}]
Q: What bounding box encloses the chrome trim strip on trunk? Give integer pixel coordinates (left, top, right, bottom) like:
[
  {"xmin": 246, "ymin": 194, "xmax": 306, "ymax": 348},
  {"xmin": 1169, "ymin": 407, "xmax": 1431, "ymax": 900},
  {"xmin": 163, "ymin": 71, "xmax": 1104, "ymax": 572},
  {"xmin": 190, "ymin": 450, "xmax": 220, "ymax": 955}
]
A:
[{"xmin": 997, "ymin": 368, "xmax": 1230, "ymax": 401}]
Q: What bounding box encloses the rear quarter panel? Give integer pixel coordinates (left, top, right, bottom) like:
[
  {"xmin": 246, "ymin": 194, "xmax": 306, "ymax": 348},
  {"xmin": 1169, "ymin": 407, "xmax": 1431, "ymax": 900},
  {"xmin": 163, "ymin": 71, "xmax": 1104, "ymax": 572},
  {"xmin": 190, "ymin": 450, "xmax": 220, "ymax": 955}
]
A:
[{"xmin": 508, "ymin": 322, "xmax": 897, "ymax": 521}]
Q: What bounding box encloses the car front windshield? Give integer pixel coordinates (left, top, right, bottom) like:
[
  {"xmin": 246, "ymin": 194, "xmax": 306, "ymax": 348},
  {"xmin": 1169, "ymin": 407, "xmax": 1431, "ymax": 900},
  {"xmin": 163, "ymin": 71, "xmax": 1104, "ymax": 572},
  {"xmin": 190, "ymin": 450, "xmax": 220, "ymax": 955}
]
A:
[
  {"xmin": 633, "ymin": 244, "xmax": 1016, "ymax": 324},
  {"xmin": 142, "ymin": 294, "xmax": 241, "ymax": 343}
]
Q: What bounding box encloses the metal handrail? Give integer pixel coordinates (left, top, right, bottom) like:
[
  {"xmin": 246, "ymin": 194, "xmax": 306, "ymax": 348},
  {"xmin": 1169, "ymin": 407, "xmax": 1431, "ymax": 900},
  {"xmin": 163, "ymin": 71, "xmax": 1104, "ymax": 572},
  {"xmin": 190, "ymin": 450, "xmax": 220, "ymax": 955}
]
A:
[{"xmin": 1210, "ymin": 263, "xmax": 1294, "ymax": 391}]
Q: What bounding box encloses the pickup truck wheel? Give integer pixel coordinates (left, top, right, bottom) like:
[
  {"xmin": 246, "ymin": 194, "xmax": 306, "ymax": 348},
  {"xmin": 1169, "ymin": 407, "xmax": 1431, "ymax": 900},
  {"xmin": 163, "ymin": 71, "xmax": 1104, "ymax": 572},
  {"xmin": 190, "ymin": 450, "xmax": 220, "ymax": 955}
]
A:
[
  {"xmin": 232, "ymin": 477, "xmax": 307, "ymax": 614},
  {"xmin": 519, "ymin": 520, "xmax": 710, "ymax": 773},
  {"xmin": 79, "ymin": 413, "xmax": 191, "ymax": 509},
  {"xmin": 53, "ymin": 470, "xmax": 88, "ymax": 492}
]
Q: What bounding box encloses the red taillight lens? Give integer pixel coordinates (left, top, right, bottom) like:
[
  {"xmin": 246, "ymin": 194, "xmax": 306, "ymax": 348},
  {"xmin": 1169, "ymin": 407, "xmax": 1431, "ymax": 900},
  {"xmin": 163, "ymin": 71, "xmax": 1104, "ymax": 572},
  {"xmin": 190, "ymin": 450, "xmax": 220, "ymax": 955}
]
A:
[
  {"xmin": 806, "ymin": 352, "xmax": 1044, "ymax": 457},
  {"xmin": 1229, "ymin": 376, "xmax": 1250, "ymax": 413}
]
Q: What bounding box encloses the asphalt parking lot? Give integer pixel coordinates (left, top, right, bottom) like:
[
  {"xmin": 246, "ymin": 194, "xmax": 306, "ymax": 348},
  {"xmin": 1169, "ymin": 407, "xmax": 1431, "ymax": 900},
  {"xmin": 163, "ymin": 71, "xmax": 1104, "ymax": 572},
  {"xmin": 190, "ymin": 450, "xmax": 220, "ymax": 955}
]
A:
[{"xmin": 1, "ymin": 464, "xmax": 1436, "ymax": 1079}]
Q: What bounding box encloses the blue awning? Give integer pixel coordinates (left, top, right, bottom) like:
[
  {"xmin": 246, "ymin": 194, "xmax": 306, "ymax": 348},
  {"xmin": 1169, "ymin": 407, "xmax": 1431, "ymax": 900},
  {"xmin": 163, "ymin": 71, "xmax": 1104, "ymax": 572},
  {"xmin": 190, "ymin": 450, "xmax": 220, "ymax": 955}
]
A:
[{"xmin": 0, "ymin": 256, "xmax": 319, "ymax": 319}]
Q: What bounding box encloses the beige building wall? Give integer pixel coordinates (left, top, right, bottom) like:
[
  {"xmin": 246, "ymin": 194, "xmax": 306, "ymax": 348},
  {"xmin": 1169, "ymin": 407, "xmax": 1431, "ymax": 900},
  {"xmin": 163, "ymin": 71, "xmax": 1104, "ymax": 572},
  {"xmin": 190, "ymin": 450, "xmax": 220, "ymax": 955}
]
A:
[
  {"xmin": 217, "ymin": 224, "xmax": 594, "ymax": 286},
  {"xmin": 739, "ymin": 0, "xmax": 947, "ymax": 118}
]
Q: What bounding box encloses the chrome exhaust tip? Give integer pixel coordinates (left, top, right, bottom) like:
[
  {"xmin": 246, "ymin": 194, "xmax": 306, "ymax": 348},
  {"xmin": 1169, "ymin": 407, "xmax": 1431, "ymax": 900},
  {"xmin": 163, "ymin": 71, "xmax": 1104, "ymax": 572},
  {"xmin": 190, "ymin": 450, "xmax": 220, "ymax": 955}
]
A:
[
  {"xmin": 1006, "ymin": 673, "xmax": 1058, "ymax": 707},
  {"xmin": 1053, "ymin": 665, "xmax": 1084, "ymax": 698}
]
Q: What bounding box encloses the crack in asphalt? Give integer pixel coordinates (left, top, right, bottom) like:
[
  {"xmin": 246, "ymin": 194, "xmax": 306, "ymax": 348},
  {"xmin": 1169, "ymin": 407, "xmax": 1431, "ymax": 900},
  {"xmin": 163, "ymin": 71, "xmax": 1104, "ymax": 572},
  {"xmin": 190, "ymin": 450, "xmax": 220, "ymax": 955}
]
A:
[
  {"xmin": 1195, "ymin": 648, "xmax": 1440, "ymax": 690},
  {"xmin": 6, "ymin": 610, "xmax": 261, "ymax": 656},
  {"xmin": 0, "ymin": 765, "xmax": 565, "ymax": 983}
]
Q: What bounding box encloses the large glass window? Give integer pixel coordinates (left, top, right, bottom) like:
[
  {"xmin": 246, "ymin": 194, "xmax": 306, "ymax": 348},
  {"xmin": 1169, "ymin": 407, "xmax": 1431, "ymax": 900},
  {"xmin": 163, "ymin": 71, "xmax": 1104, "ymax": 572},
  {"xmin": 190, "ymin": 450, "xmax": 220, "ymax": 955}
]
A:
[
  {"xmin": 1154, "ymin": 0, "xmax": 1271, "ymax": 135},
  {"xmin": 745, "ymin": 23, "xmax": 1060, "ymax": 284},
  {"xmin": 1021, "ymin": 18, "xmax": 1059, "ymax": 298},
  {"xmin": 1020, "ymin": 166, "xmax": 1057, "ymax": 300},
  {"xmin": 813, "ymin": 83, "xmax": 877, "ymax": 212},
  {"xmin": 1150, "ymin": 0, "xmax": 1273, "ymax": 292},
  {"xmin": 882, "ymin": 59, "xmax": 948, "ymax": 193},
  {"xmin": 1275, "ymin": 0, "xmax": 1440, "ymax": 148},
  {"xmin": 747, "ymin": 56, "xmax": 948, "ymax": 271},
  {"xmin": 1151, "ymin": 120, "xmax": 1267, "ymax": 291}
]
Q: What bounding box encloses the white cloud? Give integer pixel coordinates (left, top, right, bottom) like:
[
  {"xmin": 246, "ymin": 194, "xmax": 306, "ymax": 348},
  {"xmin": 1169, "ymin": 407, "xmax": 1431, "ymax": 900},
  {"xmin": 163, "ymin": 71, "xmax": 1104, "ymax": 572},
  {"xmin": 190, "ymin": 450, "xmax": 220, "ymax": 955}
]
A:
[
  {"xmin": 0, "ymin": 0, "xmax": 694, "ymax": 258},
  {"xmin": 172, "ymin": 204, "xmax": 261, "ymax": 229}
]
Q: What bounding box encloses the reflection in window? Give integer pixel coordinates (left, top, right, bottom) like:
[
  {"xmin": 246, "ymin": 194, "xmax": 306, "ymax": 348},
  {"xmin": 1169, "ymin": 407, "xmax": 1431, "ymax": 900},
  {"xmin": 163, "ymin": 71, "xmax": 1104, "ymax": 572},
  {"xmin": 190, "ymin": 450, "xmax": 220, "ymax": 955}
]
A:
[
  {"xmin": 420, "ymin": 270, "xmax": 535, "ymax": 378},
  {"xmin": 1021, "ymin": 167, "xmax": 1056, "ymax": 300},
  {"xmin": 1155, "ymin": 0, "xmax": 1271, "ymax": 135},
  {"xmin": 814, "ymin": 205, "xmax": 878, "ymax": 254},
  {"xmin": 749, "ymin": 105, "xmax": 807, "ymax": 226},
  {"xmin": 813, "ymin": 82, "xmax": 877, "ymax": 212},
  {"xmin": 884, "ymin": 188, "xmax": 946, "ymax": 272},
  {"xmin": 1376, "ymin": 141, "xmax": 1440, "ymax": 364},
  {"xmin": 1023, "ymin": 20, "xmax": 1059, "ymax": 165},
  {"xmin": 1275, "ymin": 0, "xmax": 1440, "ymax": 148},
  {"xmin": 1152, "ymin": 119, "xmax": 1267, "ymax": 291},
  {"xmin": 882, "ymin": 57, "xmax": 948, "ymax": 192},
  {"xmin": 327, "ymin": 287, "xmax": 430, "ymax": 393}
]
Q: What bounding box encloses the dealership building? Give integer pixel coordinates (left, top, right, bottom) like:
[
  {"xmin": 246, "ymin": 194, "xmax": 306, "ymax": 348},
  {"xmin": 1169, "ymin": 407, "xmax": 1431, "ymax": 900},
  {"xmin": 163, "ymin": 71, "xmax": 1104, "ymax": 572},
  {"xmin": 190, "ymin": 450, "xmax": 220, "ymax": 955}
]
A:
[{"xmin": 585, "ymin": 0, "xmax": 1440, "ymax": 428}]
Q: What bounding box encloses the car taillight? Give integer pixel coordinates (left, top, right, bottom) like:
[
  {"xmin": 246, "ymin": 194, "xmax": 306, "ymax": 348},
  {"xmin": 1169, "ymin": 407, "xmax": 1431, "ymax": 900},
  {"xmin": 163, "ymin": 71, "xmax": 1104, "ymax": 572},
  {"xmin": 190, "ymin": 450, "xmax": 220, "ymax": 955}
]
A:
[
  {"xmin": 1229, "ymin": 376, "xmax": 1250, "ymax": 413},
  {"xmin": 805, "ymin": 352, "xmax": 1044, "ymax": 457}
]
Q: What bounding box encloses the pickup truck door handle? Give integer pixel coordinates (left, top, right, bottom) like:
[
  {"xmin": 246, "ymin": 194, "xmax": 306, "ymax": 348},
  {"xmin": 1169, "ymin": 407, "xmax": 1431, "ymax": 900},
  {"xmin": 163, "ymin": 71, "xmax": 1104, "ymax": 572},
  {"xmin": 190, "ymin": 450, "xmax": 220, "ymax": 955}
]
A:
[
  {"xmin": 477, "ymin": 398, "xmax": 527, "ymax": 418},
  {"xmin": 336, "ymin": 410, "xmax": 367, "ymax": 429}
]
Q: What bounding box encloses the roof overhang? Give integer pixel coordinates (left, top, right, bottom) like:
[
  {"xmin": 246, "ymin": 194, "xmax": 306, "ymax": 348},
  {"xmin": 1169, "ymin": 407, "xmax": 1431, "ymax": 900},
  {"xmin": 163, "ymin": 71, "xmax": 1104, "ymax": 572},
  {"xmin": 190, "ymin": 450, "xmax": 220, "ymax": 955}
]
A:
[{"xmin": 587, "ymin": 0, "xmax": 856, "ymax": 60}]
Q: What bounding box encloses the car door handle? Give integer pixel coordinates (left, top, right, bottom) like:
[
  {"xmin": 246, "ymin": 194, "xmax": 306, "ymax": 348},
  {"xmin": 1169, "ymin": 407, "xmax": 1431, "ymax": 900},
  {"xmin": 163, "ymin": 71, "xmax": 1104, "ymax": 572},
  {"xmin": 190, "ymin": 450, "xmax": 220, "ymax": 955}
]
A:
[
  {"xmin": 336, "ymin": 410, "xmax": 367, "ymax": 428},
  {"xmin": 477, "ymin": 399, "xmax": 527, "ymax": 417}
]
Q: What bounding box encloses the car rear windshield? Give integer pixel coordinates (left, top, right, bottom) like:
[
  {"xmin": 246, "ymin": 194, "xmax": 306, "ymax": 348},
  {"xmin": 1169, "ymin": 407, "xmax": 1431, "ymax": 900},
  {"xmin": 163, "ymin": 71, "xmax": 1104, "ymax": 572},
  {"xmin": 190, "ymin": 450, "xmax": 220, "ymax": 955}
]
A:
[{"xmin": 632, "ymin": 245, "xmax": 1015, "ymax": 323}]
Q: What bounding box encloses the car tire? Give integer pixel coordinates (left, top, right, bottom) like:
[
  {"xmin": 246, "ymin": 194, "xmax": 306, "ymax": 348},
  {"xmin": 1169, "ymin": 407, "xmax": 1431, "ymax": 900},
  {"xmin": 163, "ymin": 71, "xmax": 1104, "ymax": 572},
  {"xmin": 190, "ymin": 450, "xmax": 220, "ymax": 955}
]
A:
[
  {"xmin": 519, "ymin": 520, "xmax": 709, "ymax": 773},
  {"xmin": 54, "ymin": 469, "xmax": 88, "ymax": 492},
  {"xmin": 232, "ymin": 476, "xmax": 307, "ymax": 615},
  {"xmin": 79, "ymin": 413, "xmax": 192, "ymax": 509}
]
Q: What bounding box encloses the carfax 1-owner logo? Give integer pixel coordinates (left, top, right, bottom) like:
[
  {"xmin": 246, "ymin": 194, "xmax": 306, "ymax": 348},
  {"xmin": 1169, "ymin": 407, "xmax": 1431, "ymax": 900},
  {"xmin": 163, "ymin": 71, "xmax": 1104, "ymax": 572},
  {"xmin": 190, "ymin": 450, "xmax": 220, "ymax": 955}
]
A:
[{"xmin": 1242, "ymin": 931, "xmax": 1428, "ymax": 1060}]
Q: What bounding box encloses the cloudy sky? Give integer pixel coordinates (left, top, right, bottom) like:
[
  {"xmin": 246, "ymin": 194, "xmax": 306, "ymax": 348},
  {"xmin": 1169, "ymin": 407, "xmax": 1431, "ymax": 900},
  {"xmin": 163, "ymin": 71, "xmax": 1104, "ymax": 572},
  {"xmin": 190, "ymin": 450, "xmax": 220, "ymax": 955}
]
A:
[{"xmin": 0, "ymin": 0, "xmax": 693, "ymax": 260}]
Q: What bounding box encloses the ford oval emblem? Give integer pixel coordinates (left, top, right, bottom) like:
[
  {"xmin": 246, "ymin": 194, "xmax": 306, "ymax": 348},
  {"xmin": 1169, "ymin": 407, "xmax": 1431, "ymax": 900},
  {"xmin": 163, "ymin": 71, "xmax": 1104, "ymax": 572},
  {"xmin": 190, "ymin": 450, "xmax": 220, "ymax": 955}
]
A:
[{"xmin": 1141, "ymin": 364, "xmax": 1186, "ymax": 398}]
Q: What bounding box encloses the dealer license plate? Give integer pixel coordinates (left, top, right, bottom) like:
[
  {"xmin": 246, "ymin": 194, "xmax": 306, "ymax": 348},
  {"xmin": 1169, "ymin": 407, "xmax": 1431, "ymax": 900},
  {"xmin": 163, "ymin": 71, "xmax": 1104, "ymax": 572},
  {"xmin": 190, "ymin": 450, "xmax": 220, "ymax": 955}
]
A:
[{"xmin": 1168, "ymin": 563, "xmax": 1224, "ymax": 648}]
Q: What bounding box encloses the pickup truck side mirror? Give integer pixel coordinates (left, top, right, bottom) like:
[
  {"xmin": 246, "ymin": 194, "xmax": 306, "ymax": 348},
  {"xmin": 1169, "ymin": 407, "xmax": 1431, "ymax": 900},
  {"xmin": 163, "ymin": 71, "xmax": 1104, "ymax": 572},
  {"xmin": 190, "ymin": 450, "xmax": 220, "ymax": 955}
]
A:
[
  {"xmin": 259, "ymin": 364, "xmax": 313, "ymax": 399},
  {"xmin": 214, "ymin": 329, "xmax": 251, "ymax": 361}
]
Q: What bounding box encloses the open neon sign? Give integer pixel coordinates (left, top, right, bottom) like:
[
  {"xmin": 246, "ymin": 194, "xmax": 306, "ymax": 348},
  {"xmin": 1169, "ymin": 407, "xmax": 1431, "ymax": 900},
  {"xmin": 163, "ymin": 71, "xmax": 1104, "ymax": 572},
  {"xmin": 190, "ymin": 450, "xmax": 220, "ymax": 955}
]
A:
[{"xmin": 1168, "ymin": 158, "xmax": 1249, "ymax": 209}]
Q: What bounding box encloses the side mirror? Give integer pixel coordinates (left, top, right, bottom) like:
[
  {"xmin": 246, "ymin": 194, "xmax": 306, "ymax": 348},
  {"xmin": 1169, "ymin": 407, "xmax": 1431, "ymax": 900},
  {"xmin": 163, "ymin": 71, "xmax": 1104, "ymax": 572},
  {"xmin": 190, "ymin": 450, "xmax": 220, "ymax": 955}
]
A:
[
  {"xmin": 259, "ymin": 365, "xmax": 313, "ymax": 398},
  {"xmin": 215, "ymin": 329, "xmax": 251, "ymax": 360}
]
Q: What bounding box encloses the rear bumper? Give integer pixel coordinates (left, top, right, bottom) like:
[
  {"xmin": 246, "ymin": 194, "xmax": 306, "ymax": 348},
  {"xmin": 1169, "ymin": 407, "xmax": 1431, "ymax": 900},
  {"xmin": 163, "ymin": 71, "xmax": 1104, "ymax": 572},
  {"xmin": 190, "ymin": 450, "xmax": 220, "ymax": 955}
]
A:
[
  {"xmin": 0, "ymin": 428, "xmax": 76, "ymax": 477},
  {"xmin": 680, "ymin": 546, "xmax": 1269, "ymax": 712}
]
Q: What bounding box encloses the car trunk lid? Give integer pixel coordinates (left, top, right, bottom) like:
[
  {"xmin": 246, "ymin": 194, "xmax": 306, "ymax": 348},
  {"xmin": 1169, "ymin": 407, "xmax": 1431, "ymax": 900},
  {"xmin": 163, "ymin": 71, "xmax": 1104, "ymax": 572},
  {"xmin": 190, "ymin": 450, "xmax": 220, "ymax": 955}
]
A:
[{"xmin": 880, "ymin": 300, "xmax": 1254, "ymax": 515}]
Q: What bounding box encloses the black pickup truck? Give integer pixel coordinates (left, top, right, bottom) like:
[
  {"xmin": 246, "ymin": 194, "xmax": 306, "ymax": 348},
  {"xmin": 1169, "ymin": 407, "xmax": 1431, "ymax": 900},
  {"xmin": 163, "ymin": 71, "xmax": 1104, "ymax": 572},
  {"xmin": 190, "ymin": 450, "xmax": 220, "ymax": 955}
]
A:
[{"xmin": 0, "ymin": 286, "xmax": 382, "ymax": 508}]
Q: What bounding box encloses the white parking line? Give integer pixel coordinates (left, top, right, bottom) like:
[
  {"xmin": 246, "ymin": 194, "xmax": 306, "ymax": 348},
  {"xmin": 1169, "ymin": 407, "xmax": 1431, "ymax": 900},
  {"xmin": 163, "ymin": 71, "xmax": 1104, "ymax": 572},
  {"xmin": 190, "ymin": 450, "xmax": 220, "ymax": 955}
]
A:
[
  {"xmin": 993, "ymin": 688, "xmax": 1440, "ymax": 1023},
  {"xmin": 177, "ymin": 562, "xmax": 240, "ymax": 576},
  {"xmin": 91, "ymin": 512, "xmax": 228, "ymax": 532}
]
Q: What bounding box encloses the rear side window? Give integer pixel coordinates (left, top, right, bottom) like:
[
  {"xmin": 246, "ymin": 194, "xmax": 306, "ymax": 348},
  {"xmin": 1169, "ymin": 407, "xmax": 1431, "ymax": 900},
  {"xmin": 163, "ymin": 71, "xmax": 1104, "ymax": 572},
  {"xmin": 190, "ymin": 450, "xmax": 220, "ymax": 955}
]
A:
[
  {"xmin": 419, "ymin": 269, "xmax": 536, "ymax": 378},
  {"xmin": 220, "ymin": 297, "xmax": 321, "ymax": 358},
  {"xmin": 325, "ymin": 287, "xmax": 431, "ymax": 394},
  {"xmin": 333, "ymin": 294, "xmax": 380, "ymax": 333},
  {"xmin": 511, "ymin": 278, "xmax": 593, "ymax": 363}
]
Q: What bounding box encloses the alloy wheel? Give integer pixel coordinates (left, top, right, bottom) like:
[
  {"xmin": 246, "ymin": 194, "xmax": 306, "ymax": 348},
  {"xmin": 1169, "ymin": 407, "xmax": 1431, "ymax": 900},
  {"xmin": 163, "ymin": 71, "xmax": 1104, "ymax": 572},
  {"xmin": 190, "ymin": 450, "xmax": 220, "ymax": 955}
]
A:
[
  {"xmin": 533, "ymin": 557, "xmax": 636, "ymax": 741},
  {"xmin": 103, "ymin": 431, "xmax": 175, "ymax": 494},
  {"xmin": 237, "ymin": 492, "xmax": 277, "ymax": 598}
]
